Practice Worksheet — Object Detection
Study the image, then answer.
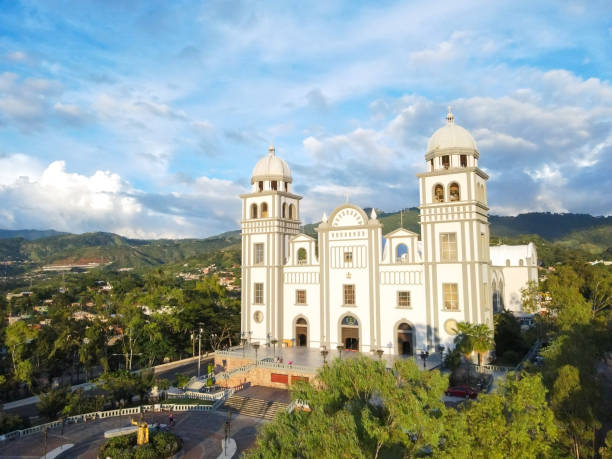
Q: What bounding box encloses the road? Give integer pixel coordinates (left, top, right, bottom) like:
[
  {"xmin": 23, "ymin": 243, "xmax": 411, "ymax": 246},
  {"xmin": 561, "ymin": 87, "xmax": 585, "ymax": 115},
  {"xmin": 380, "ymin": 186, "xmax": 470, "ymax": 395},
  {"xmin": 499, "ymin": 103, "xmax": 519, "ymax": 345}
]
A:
[{"xmin": 0, "ymin": 409, "xmax": 265, "ymax": 458}]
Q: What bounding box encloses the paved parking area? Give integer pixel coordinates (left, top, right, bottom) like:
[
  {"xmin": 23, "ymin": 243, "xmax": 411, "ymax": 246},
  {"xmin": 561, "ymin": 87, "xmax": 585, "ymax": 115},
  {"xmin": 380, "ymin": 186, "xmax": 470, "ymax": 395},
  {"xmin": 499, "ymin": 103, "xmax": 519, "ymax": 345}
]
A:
[{"xmin": 0, "ymin": 410, "xmax": 265, "ymax": 458}]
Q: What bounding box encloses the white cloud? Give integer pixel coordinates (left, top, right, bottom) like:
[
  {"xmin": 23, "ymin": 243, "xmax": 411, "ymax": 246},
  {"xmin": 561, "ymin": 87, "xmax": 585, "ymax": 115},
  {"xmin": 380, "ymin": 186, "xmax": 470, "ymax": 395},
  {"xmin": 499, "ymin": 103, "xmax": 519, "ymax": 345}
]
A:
[
  {"xmin": 6, "ymin": 51, "xmax": 27, "ymax": 62},
  {"xmin": 0, "ymin": 158, "xmax": 247, "ymax": 238}
]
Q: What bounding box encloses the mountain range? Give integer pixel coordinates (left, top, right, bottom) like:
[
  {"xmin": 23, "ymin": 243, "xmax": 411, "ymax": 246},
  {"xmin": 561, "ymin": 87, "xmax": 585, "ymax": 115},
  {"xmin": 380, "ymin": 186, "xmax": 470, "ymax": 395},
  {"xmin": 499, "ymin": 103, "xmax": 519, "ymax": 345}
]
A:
[{"xmin": 0, "ymin": 211, "xmax": 610, "ymax": 269}]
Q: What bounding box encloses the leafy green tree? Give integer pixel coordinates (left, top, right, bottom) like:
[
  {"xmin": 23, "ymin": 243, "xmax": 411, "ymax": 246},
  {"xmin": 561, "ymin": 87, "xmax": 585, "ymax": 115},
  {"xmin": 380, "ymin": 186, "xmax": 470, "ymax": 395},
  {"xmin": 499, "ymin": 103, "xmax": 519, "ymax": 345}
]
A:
[
  {"xmin": 4, "ymin": 321, "xmax": 37, "ymax": 383},
  {"xmin": 248, "ymin": 356, "xmax": 448, "ymax": 458},
  {"xmin": 36, "ymin": 386, "xmax": 69, "ymax": 420},
  {"xmin": 62, "ymin": 388, "xmax": 105, "ymax": 416},
  {"xmin": 79, "ymin": 320, "xmax": 108, "ymax": 378},
  {"xmin": 550, "ymin": 365, "xmax": 600, "ymax": 459},
  {"xmin": 447, "ymin": 373, "xmax": 557, "ymax": 459},
  {"xmin": 494, "ymin": 311, "xmax": 526, "ymax": 364}
]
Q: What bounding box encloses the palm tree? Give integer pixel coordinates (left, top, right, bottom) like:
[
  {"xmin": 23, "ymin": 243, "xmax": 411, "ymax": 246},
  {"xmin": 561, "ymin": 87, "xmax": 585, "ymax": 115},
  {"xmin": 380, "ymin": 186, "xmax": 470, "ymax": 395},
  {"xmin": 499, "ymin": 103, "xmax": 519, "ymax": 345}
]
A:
[
  {"xmin": 453, "ymin": 322, "xmax": 475, "ymax": 362},
  {"xmin": 471, "ymin": 324, "xmax": 493, "ymax": 366}
]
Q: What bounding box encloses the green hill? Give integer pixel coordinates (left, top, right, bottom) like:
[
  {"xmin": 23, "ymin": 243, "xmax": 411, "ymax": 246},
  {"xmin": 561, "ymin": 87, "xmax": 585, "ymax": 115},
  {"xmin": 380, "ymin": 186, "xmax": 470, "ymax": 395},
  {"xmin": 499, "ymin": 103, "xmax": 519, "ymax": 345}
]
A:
[
  {"xmin": 0, "ymin": 211, "xmax": 609, "ymax": 270},
  {"xmin": 0, "ymin": 229, "xmax": 66, "ymax": 240},
  {"xmin": 0, "ymin": 231, "xmax": 241, "ymax": 268}
]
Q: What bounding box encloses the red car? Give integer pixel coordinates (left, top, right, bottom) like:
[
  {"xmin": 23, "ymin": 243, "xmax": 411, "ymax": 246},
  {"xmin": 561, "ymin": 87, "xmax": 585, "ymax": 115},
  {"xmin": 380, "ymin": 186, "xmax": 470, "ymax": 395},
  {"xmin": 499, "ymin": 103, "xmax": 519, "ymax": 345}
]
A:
[{"xmin": 445, "ymin": 385, "xmax": 478, "ymax": 399}]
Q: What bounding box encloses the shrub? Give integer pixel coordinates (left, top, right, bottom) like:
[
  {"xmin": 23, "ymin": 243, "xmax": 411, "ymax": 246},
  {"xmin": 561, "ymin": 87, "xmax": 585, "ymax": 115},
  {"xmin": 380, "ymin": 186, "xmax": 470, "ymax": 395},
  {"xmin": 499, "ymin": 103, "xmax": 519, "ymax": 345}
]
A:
[
  {"xmin": 0, "ymin": 412, "xmax": 29, "ymax": 434},
  {"xmin": 98, "ymin": 431, "xmax": 182, "ymax": 459}
]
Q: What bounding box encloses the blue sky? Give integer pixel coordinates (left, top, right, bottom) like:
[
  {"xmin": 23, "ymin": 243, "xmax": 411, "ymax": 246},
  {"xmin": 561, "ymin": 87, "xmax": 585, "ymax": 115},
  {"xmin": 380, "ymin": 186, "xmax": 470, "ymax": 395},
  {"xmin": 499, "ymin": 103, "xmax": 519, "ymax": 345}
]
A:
[{"xmin": 0, "ymin": 0, "xmax": 611, "ymax": 238}]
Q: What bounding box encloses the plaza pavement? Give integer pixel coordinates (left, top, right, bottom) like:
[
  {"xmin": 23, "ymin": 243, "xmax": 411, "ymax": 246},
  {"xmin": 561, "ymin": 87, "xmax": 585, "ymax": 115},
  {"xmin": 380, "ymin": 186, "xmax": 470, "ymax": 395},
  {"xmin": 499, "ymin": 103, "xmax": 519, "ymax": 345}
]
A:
[
  {"xmin": 0, "ymin": 409, "xmax": 265, "ymax": 458},
  {"xmin": 222, "ymin": 344, "xmax": 442, "ymax": 370}
]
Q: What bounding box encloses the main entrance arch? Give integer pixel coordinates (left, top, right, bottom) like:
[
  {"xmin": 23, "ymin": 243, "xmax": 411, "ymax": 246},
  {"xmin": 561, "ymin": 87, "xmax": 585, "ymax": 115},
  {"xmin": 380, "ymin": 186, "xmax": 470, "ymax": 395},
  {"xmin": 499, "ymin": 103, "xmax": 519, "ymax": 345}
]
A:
[
  {"xmin": 396, "ymin": 321, "xmax": 414, "ymax": 356},
  {"xmin": 340, "ymin": 315, "xmax": 360, "ymax": 351},
  {"xmin": 295, "ymin": 317, "xmax": 308, "ymax": 347}
]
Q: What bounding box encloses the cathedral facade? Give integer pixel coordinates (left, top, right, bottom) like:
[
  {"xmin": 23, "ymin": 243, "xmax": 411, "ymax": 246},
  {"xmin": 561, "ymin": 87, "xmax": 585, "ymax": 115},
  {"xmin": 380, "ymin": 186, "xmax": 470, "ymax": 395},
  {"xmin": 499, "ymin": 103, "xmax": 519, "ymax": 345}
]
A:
[{"xmin": 240, "ymin": 111, "xmax": 538, "ymax": 356}]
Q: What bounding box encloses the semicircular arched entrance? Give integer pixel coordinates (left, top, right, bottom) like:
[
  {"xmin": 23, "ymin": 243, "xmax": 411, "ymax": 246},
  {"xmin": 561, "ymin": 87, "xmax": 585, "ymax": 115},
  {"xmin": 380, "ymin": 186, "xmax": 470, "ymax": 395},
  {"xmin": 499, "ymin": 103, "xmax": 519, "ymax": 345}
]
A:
[
  {"xmin": 294, "ymin": 316, "xmax": 308, "ymax": 347},
  {"xmin": 394, "ymin": 320, "xmax": 416, "ymax": 356},
  {"xmin": 338, "ymin": 313, "xmax": 360, "ymax": 351}
]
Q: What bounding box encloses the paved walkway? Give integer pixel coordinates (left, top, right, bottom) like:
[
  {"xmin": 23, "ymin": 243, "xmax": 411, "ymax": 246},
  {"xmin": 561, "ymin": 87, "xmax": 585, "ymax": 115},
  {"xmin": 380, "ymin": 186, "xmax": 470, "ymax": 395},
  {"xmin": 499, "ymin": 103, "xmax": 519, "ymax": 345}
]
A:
[
  {"xmin": 221, "ymin": 345, "xmax": 442, "ymax": 370},
  {"xmin": 0, "ymin": 410, "xmax": 264, "ymax": 458}
]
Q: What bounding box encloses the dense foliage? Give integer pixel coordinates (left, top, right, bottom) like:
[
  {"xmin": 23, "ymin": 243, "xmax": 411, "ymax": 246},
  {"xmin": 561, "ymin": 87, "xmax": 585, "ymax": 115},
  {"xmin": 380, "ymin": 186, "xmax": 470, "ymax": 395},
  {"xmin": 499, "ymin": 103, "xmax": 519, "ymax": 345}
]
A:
[
  {"xmin": 0, "ymin": 257, "xmax": 240, "ymax": 404},
  {"xmin": 247, "ymin": 357, "xmax": 556, "ymax": 458},
  {"xmin": 98, "ymin": 431, "xmax": 182, "ymax": 459}
]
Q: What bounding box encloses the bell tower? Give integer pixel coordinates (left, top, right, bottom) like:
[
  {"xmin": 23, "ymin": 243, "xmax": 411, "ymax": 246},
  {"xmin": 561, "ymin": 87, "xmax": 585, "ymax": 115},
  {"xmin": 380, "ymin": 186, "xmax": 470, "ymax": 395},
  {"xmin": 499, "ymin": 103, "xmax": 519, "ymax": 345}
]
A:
[
  {"xmin": 417, "ymin": 109, "xmax": 492, "ymax": 349},
  {"xmin": 240, "ymin": 146, "xmax": 301, "ymax": 344}
]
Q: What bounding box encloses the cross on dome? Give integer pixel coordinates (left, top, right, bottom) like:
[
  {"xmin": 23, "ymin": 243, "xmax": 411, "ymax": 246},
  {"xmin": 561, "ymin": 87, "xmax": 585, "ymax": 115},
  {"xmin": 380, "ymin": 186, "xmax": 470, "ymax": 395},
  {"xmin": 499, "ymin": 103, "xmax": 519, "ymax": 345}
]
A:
[
  {"xmin": 268, "ymin": 145, "xmax": 275, "ymax": 155},
  {"xmin": 446, "ymin": 106, "xmax": 454, "ymax": 125}
]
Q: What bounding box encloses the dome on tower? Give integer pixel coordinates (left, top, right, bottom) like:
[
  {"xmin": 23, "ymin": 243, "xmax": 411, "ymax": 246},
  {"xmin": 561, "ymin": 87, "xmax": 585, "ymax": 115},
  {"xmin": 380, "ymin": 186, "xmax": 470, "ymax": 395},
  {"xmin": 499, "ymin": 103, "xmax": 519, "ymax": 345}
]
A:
[
  {"xmin": 426, "ymin": 108, "xmax": 478, "ymax": 154},
  {"xmin": 251, "ymin": 146, "xmax": 292, "ymax": 184}
]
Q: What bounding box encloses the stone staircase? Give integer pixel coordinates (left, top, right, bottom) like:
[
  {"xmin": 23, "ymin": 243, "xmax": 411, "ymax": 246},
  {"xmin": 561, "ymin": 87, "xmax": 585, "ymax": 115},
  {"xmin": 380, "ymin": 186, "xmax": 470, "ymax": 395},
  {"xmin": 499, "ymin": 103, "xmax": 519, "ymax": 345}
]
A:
[{"xmin": 223, "ymin": 394, "xmax": 288, "ymax": 421}]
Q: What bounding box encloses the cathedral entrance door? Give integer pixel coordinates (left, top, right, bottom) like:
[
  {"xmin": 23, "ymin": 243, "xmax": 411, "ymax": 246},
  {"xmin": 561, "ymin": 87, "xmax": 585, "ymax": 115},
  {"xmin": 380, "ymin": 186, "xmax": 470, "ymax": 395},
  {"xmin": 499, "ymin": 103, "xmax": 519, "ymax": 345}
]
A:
[
  {"xmin": 397, "ymin": 323, "xmax": 413, "ymax": 356},
  {"xmin": 296, "ymin": 318, "xmax": 308, "ymax": 347},
  {"xmin": 340, "ymin": 316, "xmax": 359, "ymax": 351}
]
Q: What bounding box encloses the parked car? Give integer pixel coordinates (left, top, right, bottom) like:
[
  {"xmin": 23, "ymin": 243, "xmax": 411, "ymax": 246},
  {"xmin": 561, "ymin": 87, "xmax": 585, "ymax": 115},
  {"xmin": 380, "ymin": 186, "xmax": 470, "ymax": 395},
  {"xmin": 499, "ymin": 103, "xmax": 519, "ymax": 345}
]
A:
[{"xmin": 445, "ymin": 385, "xmax": 478, "ymax": 399}]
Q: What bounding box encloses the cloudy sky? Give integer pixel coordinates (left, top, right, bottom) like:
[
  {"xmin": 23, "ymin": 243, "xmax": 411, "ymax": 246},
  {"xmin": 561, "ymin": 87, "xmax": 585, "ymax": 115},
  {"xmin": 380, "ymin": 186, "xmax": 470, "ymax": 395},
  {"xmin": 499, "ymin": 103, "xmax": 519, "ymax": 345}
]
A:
[{"xmin": 0, "ymin": 0, "xmax": 611, "ymax": 238}]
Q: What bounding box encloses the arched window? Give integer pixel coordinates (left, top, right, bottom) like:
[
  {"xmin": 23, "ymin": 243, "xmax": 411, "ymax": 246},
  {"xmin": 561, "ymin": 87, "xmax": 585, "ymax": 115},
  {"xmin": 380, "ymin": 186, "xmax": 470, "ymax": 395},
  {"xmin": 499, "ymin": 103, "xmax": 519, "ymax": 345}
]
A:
[
  {"xmin": 396, "ymin": 243, "xmax": 408, "ymax": 262},
  {"xmin": 250, "ymin": 203, "xmax": 258, "ymax": 219},
  {"xmin": 261, "ymin": 202, "xmax": 269, "ymax": 218},
  {"xmin": 449, "ymin": 182, "xmax": 460, "ymax": 201},
  {"xmin": 282, "ymin": 203, "xmax": 287, "ymax": 219},
  {"xmin": 296, "ymin": 317, "xmax": 307, "ymax": 325},
  {"xmin": 519, "ymin": 259, "xmax": 524, "ymax": 266},
  {"xmin": 341, "ymin": 315, "xmax": 358, "ymax": 326},
  {"xmin": 289, "ymin": 204, "xmax": 296, "ymax": 220},
  {"xmin": 271, "ymin": 180, "xmax": 278, "ymax": 191},
  {"xmin": 297, "ymin": 248, "xmax": 307, "ymax": 264},
  {"xmin": 258, "ymin": 181, "xmax": 264, "ymax": 192},
  {"xmin": 434, "ymin": 184, "xmax": 444, "ymax": 203}
]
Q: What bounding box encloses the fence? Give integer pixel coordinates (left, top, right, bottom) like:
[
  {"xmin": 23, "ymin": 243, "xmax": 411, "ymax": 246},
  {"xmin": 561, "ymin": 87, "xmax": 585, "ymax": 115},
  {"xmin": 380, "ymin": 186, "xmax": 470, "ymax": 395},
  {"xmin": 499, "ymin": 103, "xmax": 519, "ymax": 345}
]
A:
[{"xmin": 0, "ymin": 399, "xmax": 228, "ymax": 443}]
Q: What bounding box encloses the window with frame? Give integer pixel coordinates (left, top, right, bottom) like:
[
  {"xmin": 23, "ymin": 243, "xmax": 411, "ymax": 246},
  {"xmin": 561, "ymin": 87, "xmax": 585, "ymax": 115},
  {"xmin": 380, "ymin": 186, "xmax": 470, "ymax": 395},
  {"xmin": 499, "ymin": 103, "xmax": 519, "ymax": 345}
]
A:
[
  {"xmin": 443, "ymin": 283, "xmax": 459, "ymax": 310},
  {"xmin": 397, "ymin": 291, "xmax": 411, "ymax": 308},
  {"xmin": 254, "ymin": 243, "xmax": 264, "ymax": 264},
  {"xmin": 254, "ymin": 283, "xmax": 264, "ymax": 304},
  {"xmin": 440, "ymin": 233, "xmax": 458, "ymax": 262},
  {"xmin": 344, "ymin": 251, "xmax": 353, "ymax": 264},
  {"xmin": 460, "ymin": 154, "xmax": 467, "ymax": 167},
  {"xmin": 296, "ymin": 289, "xmax": 307, "ymax": 305},
  {"xmin": 343, "ymin": 284, "xmax": 355, "ymax": 306},
  {"xmin": 442, "ymin": 155, "xmax": 450, "ymax": 169}
]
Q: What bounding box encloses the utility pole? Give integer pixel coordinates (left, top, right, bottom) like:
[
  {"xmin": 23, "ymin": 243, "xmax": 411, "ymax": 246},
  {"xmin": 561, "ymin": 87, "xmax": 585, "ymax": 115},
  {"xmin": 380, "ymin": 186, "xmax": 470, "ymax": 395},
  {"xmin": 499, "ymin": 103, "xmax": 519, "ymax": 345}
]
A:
[{"xmin": 197, "ymin": 328, "xmax": 203, "ymax": 378}]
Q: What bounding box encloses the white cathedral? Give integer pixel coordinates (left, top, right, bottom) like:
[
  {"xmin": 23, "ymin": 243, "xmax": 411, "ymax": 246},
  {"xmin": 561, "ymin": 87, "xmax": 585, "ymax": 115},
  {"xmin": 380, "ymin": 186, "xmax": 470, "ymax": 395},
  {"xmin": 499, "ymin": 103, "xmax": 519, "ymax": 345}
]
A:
[{"xmin": 240, "ymin": 110, "xmax": 538, "ymax": 356}]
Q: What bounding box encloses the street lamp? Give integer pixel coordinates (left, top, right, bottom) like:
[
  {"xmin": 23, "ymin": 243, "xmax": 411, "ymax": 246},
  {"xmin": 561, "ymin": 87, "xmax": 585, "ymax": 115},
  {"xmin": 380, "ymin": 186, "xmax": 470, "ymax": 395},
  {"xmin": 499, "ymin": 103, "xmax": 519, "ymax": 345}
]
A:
[
  {"xmin": 337, "ymin": 344, "xmax": 345, "ymax": 360},
  {"xmin": 436, "ymin": 344, "xmax": 445, "ymax": 369},
  {"xmin": 271, "ymin": 339, "xmax": 278, "ymax": 358},
  {"xmin": 376, "ymin": 349, "xmax": 385, "ymax": 361},
  {"xmin": 420, "ymin": 350, "xmax": 429, "ymax": 369},
  {"xmin": 320, "ymin": 348, "xmax": 329, "ymax": 365},
  {"xmin": 252, "ymin": 342, "xmax": 260, "ymax": 365}
]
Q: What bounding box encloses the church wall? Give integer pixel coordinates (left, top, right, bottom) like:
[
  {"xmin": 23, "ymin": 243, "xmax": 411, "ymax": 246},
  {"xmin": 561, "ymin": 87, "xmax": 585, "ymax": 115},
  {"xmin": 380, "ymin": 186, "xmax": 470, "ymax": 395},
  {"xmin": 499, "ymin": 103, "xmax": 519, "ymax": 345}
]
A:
[
  {"xmin": 499, "ymin": 266, "xmax": 530, "ymax": 313},
  {"xmin": 327, "ymin": 230, "xmax": 373, "ymax": 352}
]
